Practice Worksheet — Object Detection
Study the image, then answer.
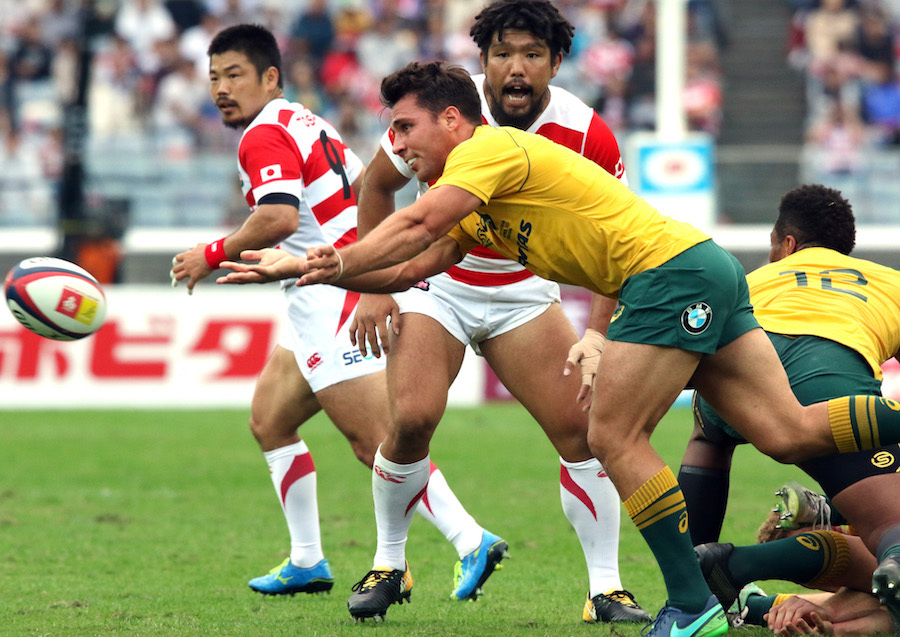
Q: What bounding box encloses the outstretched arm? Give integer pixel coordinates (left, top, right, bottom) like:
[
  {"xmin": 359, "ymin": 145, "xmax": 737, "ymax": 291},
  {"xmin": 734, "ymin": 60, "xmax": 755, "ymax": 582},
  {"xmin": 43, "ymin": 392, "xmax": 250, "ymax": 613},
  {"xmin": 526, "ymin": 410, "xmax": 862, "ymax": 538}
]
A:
[
  {"xmin": 218, "ymin": 235, "xmax": 463, "ymax": 293},
  {"xmin": 300, "ymin": 184, "xmax": 482, "ymax": 286}
]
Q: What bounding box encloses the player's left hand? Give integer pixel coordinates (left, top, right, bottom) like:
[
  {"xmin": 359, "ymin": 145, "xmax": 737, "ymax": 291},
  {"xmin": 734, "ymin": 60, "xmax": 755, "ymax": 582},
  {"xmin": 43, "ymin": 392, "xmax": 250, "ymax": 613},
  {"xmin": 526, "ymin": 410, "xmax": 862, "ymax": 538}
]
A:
[
  {"xmin": 299, "ymin": 244, "xmax": 343, "ymax": 285},
  {"xmin": 563, "ymin": 328, "xmax": 606, "ymax": 411}
]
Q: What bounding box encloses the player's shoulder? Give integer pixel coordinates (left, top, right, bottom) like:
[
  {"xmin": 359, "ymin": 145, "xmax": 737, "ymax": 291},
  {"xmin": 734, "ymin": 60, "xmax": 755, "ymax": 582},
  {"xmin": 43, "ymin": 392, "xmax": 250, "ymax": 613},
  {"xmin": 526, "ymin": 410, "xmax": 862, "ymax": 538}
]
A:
[
  {"xmin": 247, "ymin": 98, "xmax": 329, "ymax": 133},
  {"xmin": 541, "ymin": 85, "xmax": 596, "ymax": 127}
]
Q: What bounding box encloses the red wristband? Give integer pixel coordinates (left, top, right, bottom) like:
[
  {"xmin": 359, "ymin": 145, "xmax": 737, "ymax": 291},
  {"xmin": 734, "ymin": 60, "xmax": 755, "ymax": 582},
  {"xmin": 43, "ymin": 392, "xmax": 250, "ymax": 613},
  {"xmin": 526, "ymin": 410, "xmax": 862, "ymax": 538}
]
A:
[{"xmin": 204, "ymin": 238, "xmax": 227, "ymax": 269}]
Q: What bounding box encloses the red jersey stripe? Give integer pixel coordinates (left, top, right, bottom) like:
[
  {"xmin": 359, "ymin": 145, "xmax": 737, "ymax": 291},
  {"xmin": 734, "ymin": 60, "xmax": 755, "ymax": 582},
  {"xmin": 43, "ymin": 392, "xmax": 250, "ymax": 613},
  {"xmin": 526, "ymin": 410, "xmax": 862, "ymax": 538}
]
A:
[
  {"xmin": 445, "ymin": 265, "xmax": 534, "ymax": 286},
  {"xmin": 312, "ymin": 188, "xmax": 355, "ymax": 226}
]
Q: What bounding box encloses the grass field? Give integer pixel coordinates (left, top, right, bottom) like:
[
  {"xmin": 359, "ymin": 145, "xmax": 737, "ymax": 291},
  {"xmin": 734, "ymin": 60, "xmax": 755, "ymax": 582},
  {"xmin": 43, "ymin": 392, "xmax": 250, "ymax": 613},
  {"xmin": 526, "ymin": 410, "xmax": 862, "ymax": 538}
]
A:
[{"xmin": 1, "ymin": 404, "xmax": 820, "ymax": 636}]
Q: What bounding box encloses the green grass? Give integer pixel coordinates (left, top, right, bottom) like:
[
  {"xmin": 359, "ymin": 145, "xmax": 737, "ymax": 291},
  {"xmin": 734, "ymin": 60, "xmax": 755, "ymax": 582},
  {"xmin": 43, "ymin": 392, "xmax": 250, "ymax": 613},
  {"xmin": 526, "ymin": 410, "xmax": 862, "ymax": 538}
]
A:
[{"xmin": 0, "ymin": 405, "xmax": 815, "ymax": 636}]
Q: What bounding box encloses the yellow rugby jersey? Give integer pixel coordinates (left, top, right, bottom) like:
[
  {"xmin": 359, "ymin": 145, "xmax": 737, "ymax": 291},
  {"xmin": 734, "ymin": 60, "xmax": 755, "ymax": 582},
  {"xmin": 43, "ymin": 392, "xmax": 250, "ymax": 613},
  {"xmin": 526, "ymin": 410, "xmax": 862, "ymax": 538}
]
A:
[
  {"xmin": 438, "ymin": 126, "xmax": 709, "ymax": 297},
  {"xmin": 746, "ymin": 247, "xmax": 900, "ymax": 378}
]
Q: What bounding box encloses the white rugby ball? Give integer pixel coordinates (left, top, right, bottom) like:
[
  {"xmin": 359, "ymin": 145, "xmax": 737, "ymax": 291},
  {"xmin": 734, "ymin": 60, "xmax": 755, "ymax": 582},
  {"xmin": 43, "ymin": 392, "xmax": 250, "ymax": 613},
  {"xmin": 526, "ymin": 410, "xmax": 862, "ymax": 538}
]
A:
[{"xmin": 4, "ymin": 257, "xmax": 108, "ymax": 341}]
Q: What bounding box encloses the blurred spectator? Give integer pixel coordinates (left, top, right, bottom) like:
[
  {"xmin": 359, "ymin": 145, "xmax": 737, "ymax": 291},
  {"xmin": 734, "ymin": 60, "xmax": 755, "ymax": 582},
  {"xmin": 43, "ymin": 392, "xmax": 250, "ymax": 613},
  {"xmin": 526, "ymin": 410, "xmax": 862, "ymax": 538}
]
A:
[
  {"xmin": 283, "ymin": 56, "xmax": 327, "ymax": 115},
  {"xmin": 9, "ymin": 15, "xmax": 55, "ymax": 84},
  {"xmin": 0, "ymin": 129, "xmax": 54, "ymax": 226},
  {"xmin": 804, "ymin": 0, "xmax": 859, "ymax": 71},
  {"xmin": 861, "ymin": 59, "xmax": 900, "ymax": 145},
  {"xmin": 88, "ymin": 34, "xmax": 141, "ymax": 138},
  {"xmin": 806, "ymin": 99, "xmax": 867, "ymax": 173},
  {"xmin": 356, "ymin": 11, "xmax": 419, "ymax": 82},
  {"xmin": 856, "ymin": 3, "xmax": 896, "ymax": 73},
  {"xmin": 151, "ymin": 55, "xmax": 208, "ymax": 156},
  {"xmin": 208, "ymin": 0, "xmax": 256, "ymax": 29},
  {"xmin": 179, "ymin": 10, "xmax": 223, "ymax": 78},
  {"xmin": 39, "ymin": 0, "xmax": 80, "ymax": 48},
  {"xmin": 114, "ymin": 0, "xmax": 178, "ymax": 75},
  {"xmin": 289, "ymin": 0, "xmax": 335, "ymax": 66},
  {"xmin": 683, "ymin": 40, "xmax": 723, "ymax": 135},
  {"xmin": 163, "ymin": 0, "xmax": 206, "ymax": 33}
]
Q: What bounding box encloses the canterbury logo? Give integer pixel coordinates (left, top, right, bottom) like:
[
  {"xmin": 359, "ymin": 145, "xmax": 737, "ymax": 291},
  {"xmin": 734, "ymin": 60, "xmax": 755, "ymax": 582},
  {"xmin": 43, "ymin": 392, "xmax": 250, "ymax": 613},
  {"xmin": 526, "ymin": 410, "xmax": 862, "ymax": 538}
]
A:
[{"xmin": 374, "ymin": 466, "xmax": 405, "ymax": 484}]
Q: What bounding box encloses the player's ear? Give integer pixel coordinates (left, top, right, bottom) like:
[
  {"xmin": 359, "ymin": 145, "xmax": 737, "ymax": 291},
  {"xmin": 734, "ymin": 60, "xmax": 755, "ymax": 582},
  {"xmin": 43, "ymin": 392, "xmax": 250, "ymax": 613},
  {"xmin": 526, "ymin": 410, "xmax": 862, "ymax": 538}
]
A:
[
  {"xmin": 263, "ymin": 66, "xmax": 279, "ymax": 91},
  {"xmin": 783, "ymin": 234, "xmax": 798, "ymax": 255},
  {"xmin": 441, "ymin": 106, "xmax": 461, "ymax": 131},
  {"xmin": 549, "ymin": 52, "xmax": 562, "ymax": 79}
]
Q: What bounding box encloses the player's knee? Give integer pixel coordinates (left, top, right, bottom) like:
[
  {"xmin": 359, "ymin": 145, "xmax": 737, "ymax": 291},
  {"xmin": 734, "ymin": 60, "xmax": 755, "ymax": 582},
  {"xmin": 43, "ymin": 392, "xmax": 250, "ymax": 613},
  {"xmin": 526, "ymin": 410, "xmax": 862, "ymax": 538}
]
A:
[
  {"xmin": 753, "ymin": 437, "xmax": 803, "ymax": 464},
  {"xmin": 345, "ymin": 435, "xmax": 378, "ymax": 468},
  {"xmin": 248, "ymin": 413, "xmax": 268, "ymax": 444}
]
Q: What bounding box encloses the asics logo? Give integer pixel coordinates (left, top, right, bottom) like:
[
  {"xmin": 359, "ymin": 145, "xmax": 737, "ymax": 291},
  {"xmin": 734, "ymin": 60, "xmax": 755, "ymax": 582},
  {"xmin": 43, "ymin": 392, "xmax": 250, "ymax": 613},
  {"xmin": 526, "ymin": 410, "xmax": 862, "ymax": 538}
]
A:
[{"xmin": 374, "ymin": 466, "xmax": 405, "ymax": 484}]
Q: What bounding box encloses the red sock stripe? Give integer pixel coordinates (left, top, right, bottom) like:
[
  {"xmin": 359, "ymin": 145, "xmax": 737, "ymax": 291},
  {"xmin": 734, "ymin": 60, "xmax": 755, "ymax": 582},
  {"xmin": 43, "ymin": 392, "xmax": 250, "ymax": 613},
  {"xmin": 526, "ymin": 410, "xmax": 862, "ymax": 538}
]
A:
[
  {"xmin": 280, "ymin": 452, "xmax": 315, "ymax": 505},
  {"xmin": 560, "ymin": 465, "xmax": 597, "ymax": 520},
  {"xmin": 405, "ymin": 483, "xmax": 429, "ymax": 517}
]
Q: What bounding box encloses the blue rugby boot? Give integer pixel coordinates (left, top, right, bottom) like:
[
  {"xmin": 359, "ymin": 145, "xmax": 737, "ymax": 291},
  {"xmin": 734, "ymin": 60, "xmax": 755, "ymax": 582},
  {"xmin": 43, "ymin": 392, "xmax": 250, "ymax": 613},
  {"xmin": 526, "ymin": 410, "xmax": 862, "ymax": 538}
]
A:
[
  {"xmin": 642, "ymin": 595, "xmax": 728, "ymax": 637},
  {"xmin": 248, "ymin": 557, "xmax": 334, "ymax": 595},
  {"xmin": 451, "ymin": 530, "xmax": 509, "ymax": 600}
]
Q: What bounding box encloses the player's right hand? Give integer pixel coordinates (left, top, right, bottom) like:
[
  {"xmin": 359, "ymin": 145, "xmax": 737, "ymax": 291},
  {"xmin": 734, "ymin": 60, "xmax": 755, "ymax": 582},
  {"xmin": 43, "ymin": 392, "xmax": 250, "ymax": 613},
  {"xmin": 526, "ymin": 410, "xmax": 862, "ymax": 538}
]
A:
[
  {"xmin": 765, "ymin": 596, "xmax": 832, "ymax": 635},
  {"xmin": 564, "ymin": 328, "xmax": 607, "ymax": 411},
  {"xmin": 216, "ymin": 248, "xmax": 306, "ymax": 284},
  {"xmin": 350, "ymin": 294, "xmax": 400, "ymax": 358}
]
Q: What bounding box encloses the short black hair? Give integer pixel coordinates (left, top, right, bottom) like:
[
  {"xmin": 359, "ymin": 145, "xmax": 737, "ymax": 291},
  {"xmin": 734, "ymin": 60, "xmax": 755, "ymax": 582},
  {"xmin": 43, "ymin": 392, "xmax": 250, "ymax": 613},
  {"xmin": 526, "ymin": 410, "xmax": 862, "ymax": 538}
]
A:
[
  {"xmin": 469, "ymin": 0, "xmax": 574, "ymax": 59},
  {"xmin": 775, "ymin": 184, "xmax": 856, "ymax": 255},
  {"xmin": 207, "ymin": 23, "xmax": 283, "ymax": 89},
  {"xmin": 380, "ymin": 61, "xmax": 482, "ymax": 125}
]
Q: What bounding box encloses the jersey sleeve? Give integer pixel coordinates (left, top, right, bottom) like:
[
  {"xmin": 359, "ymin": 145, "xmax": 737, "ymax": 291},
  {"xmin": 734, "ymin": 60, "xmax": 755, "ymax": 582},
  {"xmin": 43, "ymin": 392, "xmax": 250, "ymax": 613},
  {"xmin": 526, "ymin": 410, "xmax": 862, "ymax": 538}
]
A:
[
  {"xmin": 239, "ymin": 124, "xmax": 305, "ymax": 204},
  {"xmin": 380, "ymin": 128, "xmax": 414, "ymax": 179},
  {"xmin": 583, "ymin": 112, "xmax": 628, "ymax": 184},
  {"xmin": 447, "ymin": 221, "xmax": 479, "ymax": 256}
]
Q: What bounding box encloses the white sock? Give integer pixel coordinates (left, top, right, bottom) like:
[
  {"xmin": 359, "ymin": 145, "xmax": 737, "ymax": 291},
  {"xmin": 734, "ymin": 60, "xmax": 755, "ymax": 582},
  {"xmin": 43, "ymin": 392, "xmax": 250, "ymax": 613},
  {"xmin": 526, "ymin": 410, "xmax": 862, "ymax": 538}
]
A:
[
  {"xmin": 263, "ymin": 440, "xmax": 324, "ymax": 568},
  {"xmin": 372, "ymin": 446, "xmax": 431, "ymax": 570},
  {"xmin": 415, "ymin": 462, "xmax": 484, "ymax": 558},
  {"xmin": 559, "ymin": 456, "xmax": 623, "ymax": 596}
]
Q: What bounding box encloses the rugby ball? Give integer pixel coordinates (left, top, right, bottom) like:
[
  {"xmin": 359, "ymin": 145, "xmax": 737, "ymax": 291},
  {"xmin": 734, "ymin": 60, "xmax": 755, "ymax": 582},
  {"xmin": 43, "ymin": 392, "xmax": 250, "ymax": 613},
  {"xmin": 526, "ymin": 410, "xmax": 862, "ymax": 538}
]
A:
[{"xmin": 4, "ymin": 257, "xmax": 107, "ymax": 341}]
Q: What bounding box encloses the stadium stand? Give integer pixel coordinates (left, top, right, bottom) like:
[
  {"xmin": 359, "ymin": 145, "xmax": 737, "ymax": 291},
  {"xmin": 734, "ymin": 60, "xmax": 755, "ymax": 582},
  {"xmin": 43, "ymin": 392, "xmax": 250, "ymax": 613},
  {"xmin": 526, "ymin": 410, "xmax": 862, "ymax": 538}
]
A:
[{"xmin": 0, "ymin": 0, "xmax": 897, "ymax": 282}]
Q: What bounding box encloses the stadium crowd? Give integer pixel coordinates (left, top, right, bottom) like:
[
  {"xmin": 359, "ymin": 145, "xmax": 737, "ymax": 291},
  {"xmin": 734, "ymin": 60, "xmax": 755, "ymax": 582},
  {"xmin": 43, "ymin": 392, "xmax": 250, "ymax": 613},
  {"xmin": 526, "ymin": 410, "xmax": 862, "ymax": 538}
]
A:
[
  {"xmin": 790, "ymin": 0, "xmax": 900, "ymax": 152},
  {"xmin": 0, "ymin": 0, "xmax": 730, "ymax": 227},
  {"xmin": 0, "ymin": 0, "xmax": 897, "ymax": 227}
]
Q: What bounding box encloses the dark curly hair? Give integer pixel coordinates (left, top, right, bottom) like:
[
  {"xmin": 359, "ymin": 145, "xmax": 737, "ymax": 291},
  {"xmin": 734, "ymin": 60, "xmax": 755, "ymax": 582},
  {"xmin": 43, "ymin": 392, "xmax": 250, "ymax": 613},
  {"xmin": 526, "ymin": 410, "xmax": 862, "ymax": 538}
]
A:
[
  {"xmin": 774, "ymin": 184, "xmax": 856, "ymax": 255},
  {"xmin": 208, "ymin": 23, "xmax": 283, "ymax": 89},
  {"xmin": 469, "ymin": 0, "xmax": 574, "ymax": 59},
  {"xmin": 380, "ymin": 61, "xmax": 482, "ymax": 125}
]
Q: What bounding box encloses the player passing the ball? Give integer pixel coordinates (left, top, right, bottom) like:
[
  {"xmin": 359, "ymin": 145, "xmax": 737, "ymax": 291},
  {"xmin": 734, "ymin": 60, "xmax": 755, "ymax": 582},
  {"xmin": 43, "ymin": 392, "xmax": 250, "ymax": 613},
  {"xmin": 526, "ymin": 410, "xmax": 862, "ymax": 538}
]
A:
[
  {"xmin": 345, "ymin": 0, "xmax": 648, "ymax": 624},
  {"xmin": 218, "ymin": 61, "xmax": 900, "ymax": 637}
]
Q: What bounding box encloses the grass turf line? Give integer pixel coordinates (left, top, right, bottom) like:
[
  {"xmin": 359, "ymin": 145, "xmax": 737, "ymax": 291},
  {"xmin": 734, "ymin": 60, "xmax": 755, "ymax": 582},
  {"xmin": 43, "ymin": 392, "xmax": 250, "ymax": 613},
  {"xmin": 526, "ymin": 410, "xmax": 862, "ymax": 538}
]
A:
[{"xmin": 0, "ymin": 405, "xmax": 836, "ymax": 636}]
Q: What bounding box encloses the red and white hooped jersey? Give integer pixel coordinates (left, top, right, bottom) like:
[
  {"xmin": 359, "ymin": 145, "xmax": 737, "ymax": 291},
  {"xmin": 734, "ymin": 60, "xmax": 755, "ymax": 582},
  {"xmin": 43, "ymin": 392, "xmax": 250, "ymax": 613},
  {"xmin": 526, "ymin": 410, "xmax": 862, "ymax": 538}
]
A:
[
  {"xmin": 380, "ymin": 74, "xmax": 627, "ymax": 287},
  {"xmin": 238, "ymin": 98, "xmax": 364, "ymax": 257}
]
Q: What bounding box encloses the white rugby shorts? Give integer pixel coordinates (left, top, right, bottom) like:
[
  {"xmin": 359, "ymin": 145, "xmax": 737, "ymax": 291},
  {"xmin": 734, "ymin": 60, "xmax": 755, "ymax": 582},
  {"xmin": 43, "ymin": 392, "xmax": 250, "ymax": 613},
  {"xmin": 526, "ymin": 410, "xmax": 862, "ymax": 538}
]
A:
[
  {"xmin": 393, "ymin": 272, "xmax": 560, "ymax": 355},
  {"xmin": 279, "ymin": 282, "xmax": 385, "ymax": 392}
]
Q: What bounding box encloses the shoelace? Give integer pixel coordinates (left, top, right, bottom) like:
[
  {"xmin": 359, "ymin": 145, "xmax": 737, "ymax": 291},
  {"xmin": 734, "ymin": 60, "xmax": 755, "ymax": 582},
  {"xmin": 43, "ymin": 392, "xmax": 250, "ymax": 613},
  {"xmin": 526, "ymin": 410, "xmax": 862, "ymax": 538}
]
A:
[
  {"xmin": 641, "ymin": 604, "xmax": 673, "ymax": 637},
  {"xmin": 602, "ymin": 590, "xmax": 639, "ymax": 606},
  {"xmin": 352, "ymin": 569, "xmax": 395, "ymax": 593}
]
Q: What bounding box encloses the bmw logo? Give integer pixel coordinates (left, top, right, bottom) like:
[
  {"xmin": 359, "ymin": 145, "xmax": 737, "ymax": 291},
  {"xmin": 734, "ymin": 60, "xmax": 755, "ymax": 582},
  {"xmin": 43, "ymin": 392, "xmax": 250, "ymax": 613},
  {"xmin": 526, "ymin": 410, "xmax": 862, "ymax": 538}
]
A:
[{"xmin": 681, "ymin": 302, "xmax": 712, "ymax": 335}]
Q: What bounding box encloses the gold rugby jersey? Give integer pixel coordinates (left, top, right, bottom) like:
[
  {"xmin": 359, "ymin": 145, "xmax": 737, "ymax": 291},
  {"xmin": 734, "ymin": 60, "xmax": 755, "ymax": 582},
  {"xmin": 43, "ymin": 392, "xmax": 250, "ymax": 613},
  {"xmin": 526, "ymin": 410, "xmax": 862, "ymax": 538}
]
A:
[
  {"xmin": 439, "ymin": 126, "xmax": 709, "ymax": 297},
  {"xmin": 747, "ymin": 247, "xmax": 900, "ymax": 378}
]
